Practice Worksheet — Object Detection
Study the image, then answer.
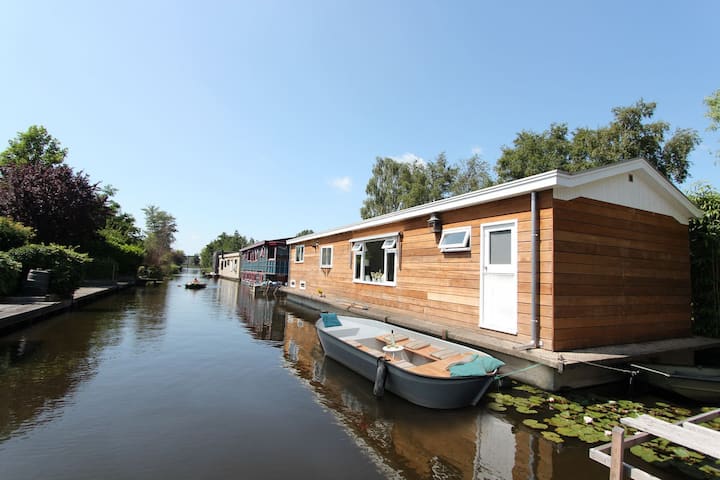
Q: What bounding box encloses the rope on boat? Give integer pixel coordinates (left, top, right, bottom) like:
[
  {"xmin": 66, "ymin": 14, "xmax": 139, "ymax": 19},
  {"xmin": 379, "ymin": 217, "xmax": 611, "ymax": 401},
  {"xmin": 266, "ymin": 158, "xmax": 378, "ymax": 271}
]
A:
[{"xmin": 576, "ymin": 360, "xmax": 639, "ymax": 386}]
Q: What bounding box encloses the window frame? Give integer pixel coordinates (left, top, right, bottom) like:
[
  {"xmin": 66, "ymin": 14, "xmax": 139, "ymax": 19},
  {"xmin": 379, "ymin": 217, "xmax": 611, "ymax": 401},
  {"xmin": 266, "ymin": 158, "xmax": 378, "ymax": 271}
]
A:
[
  {"xmin": 294, "ymin": 245, "xmax": 305, "ymax": 263},
  {"xmin": 350, "ymin": 233, "xmax": 399, "ymax": 286},
  {"xmin": 438, "ymin": 226, "xmax": 472, "ymax": 253},
  {"xmin": 319, "ymin": 245, "xmax": 333, "ymax": 268}
]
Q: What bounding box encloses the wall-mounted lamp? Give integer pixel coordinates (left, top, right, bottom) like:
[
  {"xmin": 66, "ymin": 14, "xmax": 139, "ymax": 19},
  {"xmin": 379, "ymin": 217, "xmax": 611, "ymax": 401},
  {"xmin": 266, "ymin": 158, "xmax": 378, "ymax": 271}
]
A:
[
  {"xmin": 427, "ymin": 213, "xmax": 442, "ymax": 233},
  {"xmin": 312, "ymin": 241, "xmax": 319, "ymax": 250}
]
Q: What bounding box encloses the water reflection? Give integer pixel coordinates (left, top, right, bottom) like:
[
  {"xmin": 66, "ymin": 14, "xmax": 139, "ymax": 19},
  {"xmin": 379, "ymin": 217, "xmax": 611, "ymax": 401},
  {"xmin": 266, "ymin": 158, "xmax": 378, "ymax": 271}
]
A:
[{"xmin": 276, "ymin": 306, "xmax": 608, "ymax": 480}]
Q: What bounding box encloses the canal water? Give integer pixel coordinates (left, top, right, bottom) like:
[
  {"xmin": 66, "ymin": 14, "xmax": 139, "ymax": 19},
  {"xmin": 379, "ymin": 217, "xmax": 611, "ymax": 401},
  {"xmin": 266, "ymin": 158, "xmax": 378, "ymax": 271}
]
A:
[{"xmin": 0, "ymin": 273, "xmax": 702, "ymax": 479}]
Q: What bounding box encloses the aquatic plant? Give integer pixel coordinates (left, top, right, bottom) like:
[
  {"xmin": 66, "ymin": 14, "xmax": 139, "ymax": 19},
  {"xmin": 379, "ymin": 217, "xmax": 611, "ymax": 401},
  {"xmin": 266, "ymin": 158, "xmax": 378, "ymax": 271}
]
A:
[{"xmin": 484, "ymin": 381, "xmax": 720, "ymax": 477}]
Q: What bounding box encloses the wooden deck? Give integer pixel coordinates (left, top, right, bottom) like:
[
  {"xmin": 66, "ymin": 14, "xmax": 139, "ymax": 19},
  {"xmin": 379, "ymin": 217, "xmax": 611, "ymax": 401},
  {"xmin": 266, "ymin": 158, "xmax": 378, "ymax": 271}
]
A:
[{"xmin": 589, "ymin": 408, "xmax": 720, "ymax": 480}]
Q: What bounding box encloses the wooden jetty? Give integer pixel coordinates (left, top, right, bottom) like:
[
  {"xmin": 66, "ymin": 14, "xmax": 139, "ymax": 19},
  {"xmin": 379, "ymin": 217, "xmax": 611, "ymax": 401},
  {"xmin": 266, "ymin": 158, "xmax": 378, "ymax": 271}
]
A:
[{"xmin": 589, "ymin": 408, "xmax": 720, "ymax": 479}]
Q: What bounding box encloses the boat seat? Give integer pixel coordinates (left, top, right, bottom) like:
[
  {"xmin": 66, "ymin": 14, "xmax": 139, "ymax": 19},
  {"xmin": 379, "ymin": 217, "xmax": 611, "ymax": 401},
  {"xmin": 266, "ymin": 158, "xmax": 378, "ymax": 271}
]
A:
[
  {"xmin": 363, "ymin": 347, "xmax": 384, "ymax": 358},
  {"xmin": 430, "ymin": 348, "xmax": 460, "ymax": 360},
  {"xmin": 380, "ymin": 332, "xmax": 409, "ymax": 343},
  {"xmin": 404, "ymin": 339, "xmax": 430, "ymax": 350},
  {"xmin": 392, "ymin": 360, "xmax": 415, "ymax": 369}
]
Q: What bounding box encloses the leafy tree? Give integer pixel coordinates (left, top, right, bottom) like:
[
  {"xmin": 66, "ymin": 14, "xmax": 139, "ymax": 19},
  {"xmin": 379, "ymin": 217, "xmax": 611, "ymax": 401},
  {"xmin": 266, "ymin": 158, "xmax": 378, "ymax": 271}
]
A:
[
  {"xmin": 687, "ymin": 183, "xmax": 720, "ymax": 337},
  {"xmin": 0, "ymin": 252, "xmax": 22, "ymax": 296},
  {"xmin": 142, "ymin": 205, "xmax": 177, "ymax": 268},
  {"xmin": 361, "ymin": 153, "xmax": 494, "ymax": 219},
  {"xmin": 296, "ymin": 229, "xmax": 314, "ymax": 237},
  {"xmin": 361, "ymin": 157, "xmax": 408, "ymax": 218},
  {"xmin": 0, "ymin": 216, "xmax": 34, "ymax": 250},
  {"xmin": 496, "ymin": 100, "xmax": 700, "ymax": 183},
  {"xmin": 705, "ymin": 89, "xmax": 720, "ymax": 158},
  {"xmin": 199, "ymin": 231, "xmax": 254, "ymax": 268},
  {"xmin": 451, "ymin": 154, "xmax": 494, "ymax": 195},
  {"xmin": 0, "ymin": 125, "xmax": 67, "ymax": 166},
  {"xmin": 0, "ymin": 162, "xmax": 109, "ymax": 250}
]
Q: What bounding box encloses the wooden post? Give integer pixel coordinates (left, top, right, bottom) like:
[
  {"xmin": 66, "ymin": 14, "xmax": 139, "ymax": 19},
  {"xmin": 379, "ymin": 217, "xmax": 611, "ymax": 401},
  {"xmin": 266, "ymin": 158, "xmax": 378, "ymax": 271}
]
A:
[{"xmin": 609, "ymin": 426, "xmax": 625, "ymax": 480}]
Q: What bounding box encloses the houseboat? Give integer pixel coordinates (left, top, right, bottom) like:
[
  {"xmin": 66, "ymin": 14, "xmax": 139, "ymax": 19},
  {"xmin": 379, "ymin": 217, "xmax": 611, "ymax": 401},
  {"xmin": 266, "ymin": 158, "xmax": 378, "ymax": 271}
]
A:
[
  {"xmin": 285, "ymin": 159, "xmax": 713, "ymax": 390},
  {"xmin": 239, "ymin": 239, "xmax": 290, "ymax": 286}
]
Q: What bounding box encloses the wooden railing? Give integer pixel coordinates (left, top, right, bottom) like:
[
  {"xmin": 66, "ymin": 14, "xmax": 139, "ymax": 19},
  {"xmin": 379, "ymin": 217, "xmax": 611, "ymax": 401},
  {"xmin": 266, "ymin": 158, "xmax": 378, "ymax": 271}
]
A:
[{"xmin": 589, "ymin": 408, "xmax": 720, "ymax": 480}]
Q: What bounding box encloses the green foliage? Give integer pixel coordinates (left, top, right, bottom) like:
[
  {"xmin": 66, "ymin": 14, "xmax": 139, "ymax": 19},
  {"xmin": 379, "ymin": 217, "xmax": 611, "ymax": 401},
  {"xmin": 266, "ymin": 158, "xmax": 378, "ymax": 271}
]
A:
[
  {"xmin": 706, "ymin": 89, "xmax": 720, "ymax": 159},
  {"xmin": 0, "ymin": 125, "xmax": 67, "ymax": 166},
  {"xmin": 0, "ymin": 252, "xmax": 22, "ymax": 295},
  {"xmin": 296, "ymin": 229, "xmax": 314, "ymax": 237},
  {"xmin": 0, "ymin": 216, "xmax": 34, "ymax": 250},
  {"xmin": 496, "ymin": 99, "xmax": 700, "ymax": 184},
  {"xmin": 687, "ymin": 183, "xmax": 720, "ymax": 336},
  {"xmin": 199, "ymin": 231, "xmax": 254, "ymax": 268},
  {"xmin": 361, "ymin": 153, "xmax": 494, "ymax": 219},
  {"xmin": 142, "ymin": 205, "xmax": 178, "ymax": 270},
  {"xmin": 8, "ymin": 243, "xmax": 90, "ymax": 296}
]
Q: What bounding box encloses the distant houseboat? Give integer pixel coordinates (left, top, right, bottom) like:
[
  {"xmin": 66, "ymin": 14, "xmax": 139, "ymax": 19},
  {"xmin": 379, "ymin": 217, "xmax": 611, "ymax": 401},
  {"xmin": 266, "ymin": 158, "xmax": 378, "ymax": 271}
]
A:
[
  {"xmin": 239, "ymin": 239, "xmax": 290, "ymax": 286},
  {"xmin": 285, "ymin": 159, "xmax": 701, "ymax": 354}
]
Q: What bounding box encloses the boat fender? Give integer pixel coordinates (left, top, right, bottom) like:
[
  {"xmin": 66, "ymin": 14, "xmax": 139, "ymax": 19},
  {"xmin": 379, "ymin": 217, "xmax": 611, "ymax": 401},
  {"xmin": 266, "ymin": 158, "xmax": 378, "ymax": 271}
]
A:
[{"xmin": 373, "ymin": 357, "xmax": 388, "ymax": 397}]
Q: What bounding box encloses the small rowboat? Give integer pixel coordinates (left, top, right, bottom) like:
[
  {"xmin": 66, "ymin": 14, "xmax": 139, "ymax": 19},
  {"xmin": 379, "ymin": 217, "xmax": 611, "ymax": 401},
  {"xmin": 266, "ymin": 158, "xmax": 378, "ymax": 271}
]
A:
[
  {"xmin": 316, "ymin": 314, "xmax": 503, "ymax": 409},
  {"xmin": 185, "ymin": 282, "xmax": 207, "ymax": 290},
  {"xmin": 631, "ymin": 363, "xmax": 720, "ymax": 403}
]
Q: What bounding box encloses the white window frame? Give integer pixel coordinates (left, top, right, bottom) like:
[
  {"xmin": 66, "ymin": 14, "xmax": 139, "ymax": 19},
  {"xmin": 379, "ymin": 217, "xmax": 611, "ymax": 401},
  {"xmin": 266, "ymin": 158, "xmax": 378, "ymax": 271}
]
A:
[
  {"xmin": 290, "ymin": 279, "xmax": 296, "ymax": 288},
  {"xmin": 319, "ymin": 245, "xmax": 333, "ymax": 268},
  {"xmin": 350, "ymin": 233, "xmax": 399, "ymax": 286},
  {"xmin": 299, "ymin": 280, "xmax": 306, "ymax": 290},
  {"xmin": 439, "ymin": 226, "xmax": 472, "ymax": 252},
  {"xmin": 294, "ymin": 245, "xmax": 305, "ymax": 263}
]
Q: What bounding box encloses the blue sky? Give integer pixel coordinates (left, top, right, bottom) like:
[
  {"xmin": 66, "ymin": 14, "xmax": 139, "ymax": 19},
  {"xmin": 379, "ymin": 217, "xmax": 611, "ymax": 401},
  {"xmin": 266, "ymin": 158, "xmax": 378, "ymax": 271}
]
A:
[{"xmin": 1, "ymin": 1, "xmax": 718, "ymax": 254}]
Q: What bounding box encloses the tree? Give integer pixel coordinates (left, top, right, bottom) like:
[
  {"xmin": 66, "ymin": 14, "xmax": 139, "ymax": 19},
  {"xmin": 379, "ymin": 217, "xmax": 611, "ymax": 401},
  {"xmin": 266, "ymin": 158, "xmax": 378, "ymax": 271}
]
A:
[
  {"xmin": 142, "ymin": 205, "xmax": 177, "ymax": 267},
  {"xmin": 0, "ymin": 125, "xmax": 67, "ymax": 166},
  {"xmin": 705, "ymin": 89, "xmax": 720, "ymax": 159},
  {"xmin": 199, "ymin": 231, "xmax": 254, "ymax": 268},
  {"xmin": 496, "ymin": 100, "xmax": 700, "ymax": 183},
  {"xmin": 0, "ymin": 162, "xmax": 109, "ymax": 250},
  {"xmin": 450, "ymin": 154, "xmax": 494, "ymax": 195},
  {"xmin": 361, "ymin": 153, "xmax": 496, "ymax": 219},
  {"xmin": 296, "ymin": 229, "xmax": 314, "ymax": 237},
  {"xmin": 687, "ymin": 183, "xmax": 720, "ymax": 337},
  {"xmin": 361, "ymin": 157, "xmax": 408, "ymax": 219}
]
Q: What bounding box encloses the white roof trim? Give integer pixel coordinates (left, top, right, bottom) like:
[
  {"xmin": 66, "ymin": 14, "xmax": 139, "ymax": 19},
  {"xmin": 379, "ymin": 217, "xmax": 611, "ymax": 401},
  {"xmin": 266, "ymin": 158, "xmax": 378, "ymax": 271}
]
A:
[{"xmin": 287, "ymin": 159, "xmax": 700, "ymax": 244}]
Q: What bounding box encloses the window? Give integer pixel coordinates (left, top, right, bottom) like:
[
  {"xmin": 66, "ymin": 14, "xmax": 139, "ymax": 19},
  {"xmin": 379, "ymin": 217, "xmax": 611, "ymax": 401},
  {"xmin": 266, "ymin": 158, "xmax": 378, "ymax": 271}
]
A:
[
  {"xmin": 290, "ymin": 279, "xmax": 296, "ymax": 288},
  {"xmin": 299, "ymin": 281, "xmax": 306, "ymax": 290},
  {"xmin": 351, "ymin": 234, "xmax": 398, "ymax": 285},
  {"xmin": 267, "ymin": 246, "xmax": 276, "ymax": 260},
  {"xmin": 295, "ymin": 245, "xmax": 304, "ymax": 263},
  {"xmin": 439, "ymin": 226, "xmax": 471, "ymax": 252},
  {"xmin": 320, "ymin": 246, "xmax": 333, "ymax": 268}
]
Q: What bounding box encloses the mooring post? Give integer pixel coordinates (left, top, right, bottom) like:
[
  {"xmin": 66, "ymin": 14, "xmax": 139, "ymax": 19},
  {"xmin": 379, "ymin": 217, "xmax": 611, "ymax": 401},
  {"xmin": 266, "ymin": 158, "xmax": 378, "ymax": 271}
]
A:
[{"xmin": 609, "ymin": 426, "xmax": 625, "ymax": 480}]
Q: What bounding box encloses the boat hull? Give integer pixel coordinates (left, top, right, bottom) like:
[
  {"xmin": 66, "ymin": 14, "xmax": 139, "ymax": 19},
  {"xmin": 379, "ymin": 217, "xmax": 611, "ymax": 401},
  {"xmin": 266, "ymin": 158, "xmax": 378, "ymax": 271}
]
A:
[
  {"xmin": 634, "ymin": 363, "xmax": 720, "ymax": 403},
  {"xmin": 316, "ymin": 319, "xmax": 496, "ymax": 409}
]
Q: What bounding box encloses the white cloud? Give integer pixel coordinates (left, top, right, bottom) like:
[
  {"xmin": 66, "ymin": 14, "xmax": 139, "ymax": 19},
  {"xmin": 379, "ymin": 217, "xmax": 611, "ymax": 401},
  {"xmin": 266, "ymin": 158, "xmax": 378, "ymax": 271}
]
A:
[
  {"xmin": 330, "ymin": 176, "xmax": 352, "ymax": 192},
  {"xmin": 391, "ymin": 152, "xmax": 426, "ymax": 166},
  {"xmin": 471, "ymin": 146, "xmax": 484, "ymax": 156}
]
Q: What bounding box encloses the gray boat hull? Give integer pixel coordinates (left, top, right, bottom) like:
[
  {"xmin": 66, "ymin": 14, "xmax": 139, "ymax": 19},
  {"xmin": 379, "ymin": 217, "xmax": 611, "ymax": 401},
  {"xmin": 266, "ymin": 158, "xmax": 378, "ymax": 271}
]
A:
[{"xmin": 317, "ymin": 328, "xmax": 495, "ymax": 409}]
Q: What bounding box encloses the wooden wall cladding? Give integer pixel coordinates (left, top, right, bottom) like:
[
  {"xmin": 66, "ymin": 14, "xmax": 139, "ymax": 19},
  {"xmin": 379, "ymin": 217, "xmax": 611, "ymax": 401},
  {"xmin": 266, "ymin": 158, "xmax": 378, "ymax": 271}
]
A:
[{"xmin": 552, "ymin": 197, "xmax": 692, "ymax": 350}]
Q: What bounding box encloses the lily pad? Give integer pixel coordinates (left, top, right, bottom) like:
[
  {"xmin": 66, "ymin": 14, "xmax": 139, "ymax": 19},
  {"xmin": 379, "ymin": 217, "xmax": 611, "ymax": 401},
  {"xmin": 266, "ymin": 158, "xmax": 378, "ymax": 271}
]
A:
[
  {"xmin": 487, "ymin": 402, "xmax": 507, "ymax": 412},
  {"xmin": 541, "ymin": 431, "xmax": 564, "ymax": 443},
  {"xmin": 522, "ymin": 419, "xmax": 548, "ymax": 430}
]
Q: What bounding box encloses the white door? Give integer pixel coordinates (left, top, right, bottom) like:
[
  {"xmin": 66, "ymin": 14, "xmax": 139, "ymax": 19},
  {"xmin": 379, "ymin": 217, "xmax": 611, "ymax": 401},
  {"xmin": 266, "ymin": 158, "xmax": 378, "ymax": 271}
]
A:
[{"xmin": 480, "ymin": 221, "xmax": 517, "ymax": 334}]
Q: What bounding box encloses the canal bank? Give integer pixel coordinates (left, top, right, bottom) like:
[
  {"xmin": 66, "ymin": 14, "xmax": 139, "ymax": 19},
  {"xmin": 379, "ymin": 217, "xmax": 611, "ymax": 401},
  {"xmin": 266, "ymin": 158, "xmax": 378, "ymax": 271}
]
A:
[
  {"xmin": 0, "ymin": 283, "xmax": 131, "ymax": 333},
  {"xmin": 283, "ymin": 289, "xmax": 720, "ymax": 392}
]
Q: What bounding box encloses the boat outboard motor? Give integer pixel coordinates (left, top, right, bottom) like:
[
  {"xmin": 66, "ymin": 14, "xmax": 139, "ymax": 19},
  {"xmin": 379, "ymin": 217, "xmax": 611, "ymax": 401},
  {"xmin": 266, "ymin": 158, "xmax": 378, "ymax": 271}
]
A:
[{"xmin": 373, "ymin": 357, "xmax": 388, "ymax": 397}]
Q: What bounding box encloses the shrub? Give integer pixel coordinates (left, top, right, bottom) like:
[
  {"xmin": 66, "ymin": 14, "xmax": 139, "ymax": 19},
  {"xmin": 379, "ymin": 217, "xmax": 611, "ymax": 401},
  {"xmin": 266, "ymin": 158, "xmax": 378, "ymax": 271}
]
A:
[
  {"xmin": 688, "ymin": 183, "xmax": 720, "ymax": 337},
  {"xmin": 8, "ymin": 243, "xmax": 90, "ymax": 297},
  {"xmin": 0, "ymin": 252, "xmax": 22, "ymax": 295},
  {"xmin": 0, "ymin": 216, "xmax": 34, "ymax": 250}
]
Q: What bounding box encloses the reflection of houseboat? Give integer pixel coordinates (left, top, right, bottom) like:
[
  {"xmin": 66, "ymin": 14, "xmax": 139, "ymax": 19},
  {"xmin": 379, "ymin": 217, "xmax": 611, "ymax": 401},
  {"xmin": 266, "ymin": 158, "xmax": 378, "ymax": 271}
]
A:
[{"xmin": 239, "ymin": 239, "xmax": 290, "ymax": 286}]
